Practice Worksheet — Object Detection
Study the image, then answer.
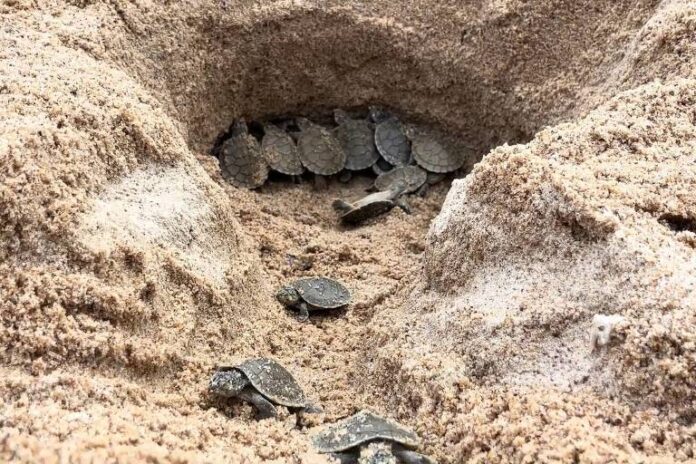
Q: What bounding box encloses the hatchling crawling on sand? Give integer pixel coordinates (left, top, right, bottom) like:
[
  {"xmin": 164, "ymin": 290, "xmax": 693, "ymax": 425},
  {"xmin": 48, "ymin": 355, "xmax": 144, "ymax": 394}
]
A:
[
  {"xmin": 209, "ymin": 357, "xmax": 317, "ymax": 419},
  {"xmin": 276, "ymin": 277, "xmax": 351, "ymax": 321},
  {"xmin": 333, "ymin": 183, "xmax": 410, "ymax": 225},
  {"xmin": 313, "ymin": 410, "xmax": 437, "ymax": 464},
  {"xmin": 218, "ymin": 119, "xmax": 269, "ymax": 189}
]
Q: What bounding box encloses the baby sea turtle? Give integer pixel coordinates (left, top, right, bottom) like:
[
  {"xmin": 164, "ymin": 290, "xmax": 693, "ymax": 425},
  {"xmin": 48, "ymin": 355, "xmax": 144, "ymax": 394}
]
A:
[
  {"xmin": 218, "ymin": 119, "xmax": 269, "ymax": 189},
  {"xmin": 276, "ymin": 277, "xmax": 351, "ymax": 321},
  {"xmin": 408, "ymin": 127, "xmax": 464, "ymax": 173},
  {"xmin": 334, "ymin": 109, "xmax": 379, "ymax": 171},
  {"xmin": 333, "ymin": 183, "xmax": 410, "ymax": 225},
  {"xmin": 371, "ymin": 108, "xmax": 411, "ymax": 167},
  {"xmin": 209, "ymin": 358, "xmax": 312, "ymax": 419},
  {"xmin": 374, "ymin": 165, "xmax": 427, "ymax": 194},
  {"xmin": 261, "ymin": 122, "xmax": 304, "ymax": 178},
  {"xmin": 296, "ymin": 117, "xmax": 346, "ymax": 187},
  {"xmin": 312, "ymin": 410, "xmax": 437, "ymax": 464}
]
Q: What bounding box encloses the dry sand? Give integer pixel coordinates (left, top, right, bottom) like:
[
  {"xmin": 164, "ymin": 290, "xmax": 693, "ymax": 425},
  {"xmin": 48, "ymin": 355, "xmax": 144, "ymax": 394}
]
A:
[{"xmin": 1, "ymin": 0, "xmax": 696, "ymax": 462}]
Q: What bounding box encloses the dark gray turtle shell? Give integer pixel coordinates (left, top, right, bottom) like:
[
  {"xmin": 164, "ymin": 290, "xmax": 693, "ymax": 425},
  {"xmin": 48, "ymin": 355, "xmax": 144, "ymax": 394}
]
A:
[
  {"xmin": 409, "ymin": 128, "xmax": 464, "ymax": 173},
  {"xmin": 293, "ymin": 277, "xmax": 351, "ymax": 309},
  {"xmin": 235, "ymin": 358, "xmax": 307, "ymax": 408},
  {"xmin": 312, "ymin": 410, "xmax": 420, "ymax": 453},
  {"xmin": 374, "ymin": 118, "xmax": 411, "ymax": 167},
  {"xmin": 334, "ymin": 114, "xmax": 379, "ymax": 171},
  {"xmin": 297, "ymin": 119, "xmax": 346, "ymax": 175},
  {"xmin": 219, "ymin": 132, "xmax": 269, "ymax": 189},
  {"xmin": 374, "ymin": 165, "xmax": 427, "ymax": 194},
  {"xmin": 262, "ymin": 124, "xmax": 304, "ymax": 176}
]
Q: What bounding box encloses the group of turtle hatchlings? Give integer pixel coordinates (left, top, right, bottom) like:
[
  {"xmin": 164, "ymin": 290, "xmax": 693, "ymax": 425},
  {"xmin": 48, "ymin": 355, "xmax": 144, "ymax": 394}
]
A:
[
  {"xmin": 210, "ymin": 108, "xmax": 446, "ymax": 461},
  {"xmin": 208, "ymin": 278, "xmax": 436, "ymax": 463},
  {"xmin": 212, "ymin": 106, "xmax": 470, "ymax": 225},
  {"xmin": 210, "ymin": 358, "xmax": 436, "ymax": 464}
]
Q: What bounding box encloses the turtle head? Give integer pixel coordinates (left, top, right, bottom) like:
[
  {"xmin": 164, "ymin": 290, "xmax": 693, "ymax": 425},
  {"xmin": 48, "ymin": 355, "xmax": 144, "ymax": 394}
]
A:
[
  {"xmin": 295, "ymin": 117, "xmax": 311, "ymax": 131},
  {"xmin": 231, "ymin": 119, "xmax": 248, "ymax": 137},
  {"xmin": 209, "ymin": 368, "xmax": 248, "ymax": 397},
  {"xmin": 368, "ymin": 106, "xmax": 391, "ymax": 123},
  {"xmin": 276, "ymin": 286, "xmax": 301, "ymax": 307},
  {"xmin": 333, "ymin": 109, "xmax": 350, "ymax": 125}
]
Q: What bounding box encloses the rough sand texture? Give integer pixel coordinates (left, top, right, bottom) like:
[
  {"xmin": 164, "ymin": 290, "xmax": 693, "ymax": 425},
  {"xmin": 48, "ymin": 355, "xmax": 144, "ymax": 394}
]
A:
[{"xmin": 1, "ymin": 0, "xmax": 696, "ymax": 462}]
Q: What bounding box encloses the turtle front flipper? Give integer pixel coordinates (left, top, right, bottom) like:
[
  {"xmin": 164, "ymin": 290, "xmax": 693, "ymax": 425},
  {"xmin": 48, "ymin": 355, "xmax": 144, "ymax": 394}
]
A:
[
  {"xmin": 297, "ymin": 301, "xmax": 310, "ymax": 322},
  {"xmin": 238, "ymin": 387, "xmax": 278, "ymax": 420},
  {"xmin": 329, "ymin": 452, "xmax": 358, "ymax": 464},
  {"xmin": 395, "ymin": 197, "xmax": 412, "ymax": 215},
  {"xmin": 392, "ymin": 444, "xmax": 437, "ymax": 464}
]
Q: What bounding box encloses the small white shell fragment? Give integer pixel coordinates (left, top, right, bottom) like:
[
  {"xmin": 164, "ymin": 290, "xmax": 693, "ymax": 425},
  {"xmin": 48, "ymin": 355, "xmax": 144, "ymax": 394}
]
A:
[{"xmin": 590, "ymin": 314, "xmax": 625, "ymax": 352}]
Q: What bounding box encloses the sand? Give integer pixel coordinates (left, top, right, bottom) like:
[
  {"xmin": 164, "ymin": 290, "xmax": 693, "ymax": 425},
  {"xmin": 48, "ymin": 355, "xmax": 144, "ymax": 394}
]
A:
[{"xmin": 1, "ymin": 0, "xmax": 696, "ymax": 462}]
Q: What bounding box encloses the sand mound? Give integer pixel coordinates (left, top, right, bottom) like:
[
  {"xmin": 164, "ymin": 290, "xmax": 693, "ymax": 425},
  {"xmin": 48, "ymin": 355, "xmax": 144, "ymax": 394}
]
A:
[{"xmin": 1, "ymin": 0, "xmax": 695, "ymax": 462}]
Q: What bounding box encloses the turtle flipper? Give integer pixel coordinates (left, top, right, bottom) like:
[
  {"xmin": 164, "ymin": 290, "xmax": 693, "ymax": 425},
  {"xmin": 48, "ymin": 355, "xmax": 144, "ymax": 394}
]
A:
[
  {"xmin": 297, "ymin": 302, "xmax": 310, "ymax": 322},
  {"xmin": 338, "ymin": 171, "xmax": 352, "ymax": 183},
  {"xmin": 302, "ymin": 402, "xmax": 323, "ymax": 414},
  {"xmin": 329, "ymin": 452, "xmax": 358, "ymax": 464},
  {"xmin": 238, "ymin": 387, "xmax": 277, "ymax": 419},
  {"xmin": 395, "ymin": 197, "xmax": 412, "ymax": 215},
  {"xmin": 416, "ymin": 183, "xmax": 429, "ymax": 198},
  {"xmin": 392, "ymin": 445, "xmax": 437, "ymax": 464}
]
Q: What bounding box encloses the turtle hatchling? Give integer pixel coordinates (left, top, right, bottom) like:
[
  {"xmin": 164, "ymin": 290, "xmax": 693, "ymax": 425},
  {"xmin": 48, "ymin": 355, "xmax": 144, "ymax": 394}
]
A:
[
  {"xmin": 374, "ymin": 165, "xmax": 427, "ymax": 194},
  {"xmin": 408, "ymin": 127, "xmax": 464, "ymax": 173},
  {"xmin": 209, "ymin": 357, "xmax": 315, "ymax": 419},
  {"xmin": 218, "ymin": 119, "xmax": 269, "ymax": 189},
  {"xmin": 334, "ymin": 109, "xmax": 379, "ymax": 171},
  {"xmin": 296, "ymin": 117, "xmax": 346, "ymax": 186},
  {"xmin": 276, "ymin": 277, "xmax": 351, "ymax": 321},
  {"xmin": 261, "ymin": 122, "xmax": 304, "ymax": 178},
  {"xmin": 312, "ymin": 410, "xmax": 437, "ymax": 464},
  {"xmin": 371, "ymin": 108, "xmax": 411, "ymax": 167},
  {"xmin": 333, "ymin": 183, "xmax": 410, "ymax": 225}
]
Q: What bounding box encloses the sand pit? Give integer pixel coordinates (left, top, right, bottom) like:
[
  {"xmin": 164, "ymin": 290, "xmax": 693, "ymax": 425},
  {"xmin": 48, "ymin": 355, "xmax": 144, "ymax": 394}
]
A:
[{"xmin": 1, "ymin": 0, "xmax": 696, "ymax": 462}]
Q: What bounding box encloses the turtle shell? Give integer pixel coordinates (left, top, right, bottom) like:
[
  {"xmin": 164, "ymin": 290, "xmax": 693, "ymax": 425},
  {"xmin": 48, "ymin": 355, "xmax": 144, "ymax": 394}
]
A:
[
  {"xmin": 334, "ymin": 118, "xmax": 379, "ymax": 171},
  {"xmin": 374, "ymin": 165, "xmax": 427, "ymax": 194},
  {"xmin": 374, "ymin": 118, "xmax": 411, "ymax": 167},
  {"xmin": 312, "ymin": 410, "xmax": 420, "ymax": 453},
  {"xmin": 297, "ymin": 120, "xmax": 346, "ymax": 175},
  {"xmin": 262, "ymin": 124, "xmax": 304, "ymax": 176},
  {"xmin": 292, "ymin": 277, "xmax": 351, "ymax": 309},
  {"xmin": 410, "ymin": 128, "xmax": 464, "ymax": 173},
  {"xmin": 219, "ymin": 133, "xmax": 269, "ymax": 189},
  {"xmin": 235, "ymin": 358, "xmax": 307, "ymax": 408}
]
